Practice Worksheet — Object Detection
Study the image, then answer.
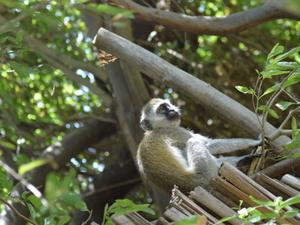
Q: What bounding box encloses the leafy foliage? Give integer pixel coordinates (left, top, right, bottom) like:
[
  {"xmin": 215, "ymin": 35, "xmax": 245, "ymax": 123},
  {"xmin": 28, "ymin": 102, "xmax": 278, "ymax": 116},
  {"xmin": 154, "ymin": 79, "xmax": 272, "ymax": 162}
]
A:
[
  {"xmin": 23, "ymin": 170, "xmax": 88, "ymax": 225},
  {"xmin": 0, "ymin": 167, "xmax": 13, "ymax": 199},
  {"xmin": 0, "ymin": 0, "xmax": 300, "ymax": 224},
  {"xmin": 235, "ymin": 44, "xmax": 300, "ymax": 158},
  {"xmin": 102, "ymin": 199, "xmax": 155, "ymax": 225},
  {"xmin": 218, "ymin": 195, "xmax": 300, "ymax": 224}
]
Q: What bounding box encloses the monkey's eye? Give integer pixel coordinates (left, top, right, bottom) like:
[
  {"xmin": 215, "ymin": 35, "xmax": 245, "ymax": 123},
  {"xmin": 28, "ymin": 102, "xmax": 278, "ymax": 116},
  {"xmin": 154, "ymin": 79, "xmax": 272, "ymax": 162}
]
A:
[{"xmin": 157, "ymin": 103, "xmax": 168, "ymax": 114}]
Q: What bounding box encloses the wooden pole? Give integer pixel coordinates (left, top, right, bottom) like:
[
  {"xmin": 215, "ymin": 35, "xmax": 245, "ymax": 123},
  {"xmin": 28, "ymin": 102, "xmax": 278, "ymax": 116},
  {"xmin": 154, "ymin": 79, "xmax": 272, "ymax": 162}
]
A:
[{"xmin": 93, "ymin": 28, "xmax": 290, "ymax": 153}]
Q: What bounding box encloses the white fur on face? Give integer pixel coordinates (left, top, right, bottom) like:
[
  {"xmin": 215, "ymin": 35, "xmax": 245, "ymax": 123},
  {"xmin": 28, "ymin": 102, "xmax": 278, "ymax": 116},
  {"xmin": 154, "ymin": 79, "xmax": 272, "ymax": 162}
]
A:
[{"xmin": 141, "ymin": 98, "xmax": 181, "ymax": 129}]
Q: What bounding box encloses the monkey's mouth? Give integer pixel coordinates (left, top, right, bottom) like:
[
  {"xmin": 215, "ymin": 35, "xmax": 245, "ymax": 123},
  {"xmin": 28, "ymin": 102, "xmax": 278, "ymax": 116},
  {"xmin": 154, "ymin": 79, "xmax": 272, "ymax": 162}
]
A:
[{"xmin": 166, "ymin": 110, "xmax": 180, "ymax": 121}]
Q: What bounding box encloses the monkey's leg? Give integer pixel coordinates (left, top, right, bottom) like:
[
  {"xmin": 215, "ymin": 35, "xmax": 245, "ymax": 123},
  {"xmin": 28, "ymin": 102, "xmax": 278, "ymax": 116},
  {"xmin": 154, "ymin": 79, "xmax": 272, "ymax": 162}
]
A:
[
  {"xmin": 206, "ymin": 138, "xmax": 261, "ymax": 155},
  {"xmin": 187, "ymin": 137, "xmax": 219, "ymax": 187}
]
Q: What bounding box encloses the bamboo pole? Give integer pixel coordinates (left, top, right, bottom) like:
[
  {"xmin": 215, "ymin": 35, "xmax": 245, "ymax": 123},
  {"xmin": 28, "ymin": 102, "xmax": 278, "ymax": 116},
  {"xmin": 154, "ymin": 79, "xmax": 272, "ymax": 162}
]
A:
[
  {"xmin": 93, "ymin": 28, "xmax": 290, "ymax": 153},
  {"xmin": 282, "ymin": 174, "xmax": 300, "ymax": 191},
  {"xmin": 190, "ymin": 186, "xmax": 242, "ymax": 225}
]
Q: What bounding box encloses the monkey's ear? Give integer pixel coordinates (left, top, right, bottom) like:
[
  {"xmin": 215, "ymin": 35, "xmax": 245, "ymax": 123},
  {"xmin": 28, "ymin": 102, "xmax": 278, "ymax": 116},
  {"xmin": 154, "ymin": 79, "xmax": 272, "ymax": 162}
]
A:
[{"xmin": 140, "ymin": 119, "xmax": 152, "ymax": 131}]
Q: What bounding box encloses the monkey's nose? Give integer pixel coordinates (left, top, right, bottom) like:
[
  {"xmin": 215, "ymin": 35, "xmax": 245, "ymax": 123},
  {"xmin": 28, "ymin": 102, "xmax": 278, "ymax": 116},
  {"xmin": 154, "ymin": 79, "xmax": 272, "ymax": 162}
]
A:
[{"xmin": 167, "ymin": 110, "xmax": 179, "ymax": 120}]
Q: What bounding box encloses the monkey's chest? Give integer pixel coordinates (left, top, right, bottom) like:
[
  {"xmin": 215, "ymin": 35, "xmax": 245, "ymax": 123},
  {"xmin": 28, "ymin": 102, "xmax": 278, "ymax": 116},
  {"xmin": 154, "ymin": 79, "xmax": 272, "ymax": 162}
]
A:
[{"xmin": 140, "ymin": 140, "xmax": 188, "ymax": 172}]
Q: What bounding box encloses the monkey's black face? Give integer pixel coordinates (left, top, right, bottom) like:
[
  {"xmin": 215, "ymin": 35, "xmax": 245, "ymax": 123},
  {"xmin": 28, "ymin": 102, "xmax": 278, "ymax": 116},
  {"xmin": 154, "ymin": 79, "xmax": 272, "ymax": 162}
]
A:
[
  {"xmin": 157, "ymin": 103, "xmax": 180, "ymax": 121},
  {"xmin": 140, "ymin": 98, "xmax": 181, "ymax": 131}
]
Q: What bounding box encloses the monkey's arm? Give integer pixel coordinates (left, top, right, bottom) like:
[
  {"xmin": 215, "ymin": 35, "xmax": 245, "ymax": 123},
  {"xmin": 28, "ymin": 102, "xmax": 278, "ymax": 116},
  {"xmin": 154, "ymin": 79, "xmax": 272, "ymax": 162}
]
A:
[
  {"xmin": 186, "ymin": 137, "xmax": 219, "ymax": 190},
  {"xmin": 206, "ymin": 138, "xmax": 261, "ymax": 155}
]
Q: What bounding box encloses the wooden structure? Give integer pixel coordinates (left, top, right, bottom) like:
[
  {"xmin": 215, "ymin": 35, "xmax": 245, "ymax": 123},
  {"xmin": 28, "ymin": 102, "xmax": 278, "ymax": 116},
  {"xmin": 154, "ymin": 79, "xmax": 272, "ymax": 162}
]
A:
[
  {"xmin": 93, "ymin": 28, "xmax": 300, "ymax": 225},
  {"xmin": 112, "ymin": 163, "xmax": 300, "ymax": 225}
]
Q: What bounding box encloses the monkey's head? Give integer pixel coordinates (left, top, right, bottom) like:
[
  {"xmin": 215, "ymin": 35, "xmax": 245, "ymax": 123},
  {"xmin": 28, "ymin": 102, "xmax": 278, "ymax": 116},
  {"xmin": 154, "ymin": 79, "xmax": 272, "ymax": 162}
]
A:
[{"xmin": 140, "ymin": 98, "xmax": 181, "ymax": 131}]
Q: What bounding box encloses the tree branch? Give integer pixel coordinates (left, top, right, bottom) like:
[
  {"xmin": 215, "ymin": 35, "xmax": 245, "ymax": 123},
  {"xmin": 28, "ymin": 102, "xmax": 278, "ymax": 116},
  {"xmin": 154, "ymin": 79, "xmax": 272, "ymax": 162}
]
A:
[
  {"xmin": 0, "ymin": 160, "xmax": 43, "ymax": 198},
  {"xmin": 0, "ymin": 198, "xmax": 38, "ymax": 225},
  {"xmin": 109, "ymin": 0, "xmax": 300, "ymax": 35},
  {"xmin": 269, "ymin": 107, "xmax": 300, "ymax": 140},
  {"xmin": 93, "ymin": 28, "xmax": 290, "ymax": 152}
]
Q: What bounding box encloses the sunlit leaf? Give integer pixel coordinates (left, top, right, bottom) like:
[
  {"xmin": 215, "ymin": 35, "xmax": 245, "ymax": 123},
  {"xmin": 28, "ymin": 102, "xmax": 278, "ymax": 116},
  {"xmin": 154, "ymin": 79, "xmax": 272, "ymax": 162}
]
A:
[
  {"xmin": 258, "ymin": 105, "xmax": 279, "ymax": 119},
  {"xmin": 235, "ymin": 86, "xmax": 255, "ymax": 95},
  {"xmin": 291, "ymin": 117, "xmax": 298, "ymax": 138},
  {"xmin": 274, "ymin": 47, "xmax": 300, "ymax": 62},
  {"xmin": 267, "ymin": 43, "xmax": 284, "ymax": 61},
  {"xmin": 174, "ymin": 215, "xmax": 199, "ymax": 225},
  {"xmin": 27, "ymin": 194, "xmax": 43, "ymax": 209},
  {"xmin": 0, "ymin": 167, "xmax": 13, "ymax": 197},
  {"xmin": 57, "ymin": 215, "xmax": 71, "ymax": 225},
  {"xmin": 275, "ymin": 101, "xmax": 294, "ymax": 111},
  {"xmin": 261, "ymin": 84, "xmax": 280, "ymax": 97},
  {"xmin": 108, "ymin": 199, "xmax": 155, "ymax": 216},
  {"xmin": 59, "ymin": 192, "xmax": 88, "ymax": 211},
  {"xmin": 281, "ymin": 195, "xmax": 300, "ymax": 208},
  {"xmin": 261, "ymin": 70, "xmax": 289, "ymax": 79},
  {"xmin": 0, "ymin": 140, "xmax": 16, "ymax": 150},
  {"xmin": 248, "ymin": 215, "xmax": 261, "ymax": 223},
  {"xmin": 283, "ymin": 209, "xmax": 299, "ymax": 219},
  {"xmin": 284, "ymin": 71, "xmax": 300, "ymax": 87},
  {"xmin": 284, "ymin": 132, "xmax": 300, "ymax": 151},
  {"xmin": 19, "ymin": 159, "xmax": 49, "ymax": 175},
  {"xmin": 249, "ymin": 196, "xmax": 275, "ymax": 207},
  {"xmin": 290, "ymin": 152, "xmax": 300, "ymax": 158}
]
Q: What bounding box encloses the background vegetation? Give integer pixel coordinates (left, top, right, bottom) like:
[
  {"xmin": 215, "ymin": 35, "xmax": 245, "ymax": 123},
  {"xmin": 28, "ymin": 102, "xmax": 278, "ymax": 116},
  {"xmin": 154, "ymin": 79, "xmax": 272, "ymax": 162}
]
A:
[{"xmin": 0, "ymin": 0, "xmax": 299, "ymax": 224}]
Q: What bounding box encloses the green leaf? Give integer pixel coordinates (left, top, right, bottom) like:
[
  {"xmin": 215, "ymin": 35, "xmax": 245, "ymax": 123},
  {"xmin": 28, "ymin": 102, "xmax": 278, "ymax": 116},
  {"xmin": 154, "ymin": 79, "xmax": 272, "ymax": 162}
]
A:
[
  {"xmin": 57, "ymin": 215, "xmax": 71, "ymax": 225},
  {"xmin": 267, "ymin": 43, "xmax": 284, "ymax": 61},
  {"xmin": 284, "ymin": 71, "xmax": 300, "ymax": 87},
  {"xmin": 266, "ymin": 61, "xmax": 300, "ymax": 71},
  {"xmin": 275, "ymin": 101, "xmax": 294, "ymax": 111},
  {"xmin": 248, "ymin": 215, "xmax": 261, "ymax": 223},
  {"xmin": 174, "ymin": 215, "xmax": 198, "ymax": 225},
  {"xmin": 290, "ymin": 152, "xmax": 300, "ymax": 158},
  {"xmin": 291, "ymin": 117, "xmax": 298, "ymax": 138},
  {"xmin": 235, "ymin": 86, "xmax": 255, "ymax": 95},
  {"xmin": 45, "ymin": 173, "xmax": 62, "ymax": 202},
  {"xmin": 0, "ymin": 0, "xmax": 23, "ymax": 8},
  {"xmin": 113, "ymin": 22, "xmax": 127, "ymax": 29},
  {"xmin": 261, "ymin": 70, "xmax": 289, "ymax": 79},
  {"xmin": 216, "ymin": 215, "xmax": 237, "ymax": 224},
  {"xmin": 104, "ymin": 219, "xmax": 114, "ymax": 225},
  {"xmin": 262, "ymin": 71, "xmax": 300, "ymax": 97},
  {"xmin": 281, "ymin": 195, "xmax": 300, "ymax": 208},
  {"xmin": 27, "ymin": 195, "xmax": 43, "ymax": 209},
  {"xmin": 27, "ymin": 203, "xmax": 39, "ymax": 221},
  {"xmin": 258, "ymin": 105, "xmax": 279, "ymax": 119},
  {"xmin": 283, "ymin": 209, "xmax": 299, "ymax": 219},
  {"xmin": 261, "ymin": 84, "xmax": 280, "ymax": 97},
  {"xmin": 75, "ymin": 200, "xmax": 89, "ymax": 211},
  {"xmin": 0, "ymin": 167, "xmax": 13, "ymax": 197},
  {"xmin": 19, "ymin": 159, "xmax": 49, "ymax": 175},
  {"xmin": 0, "ymin": 140, "xmax": 16, "ymax": 150},
  {"xmin": 249, "ymin": 196, "xmax": 275, "ymax": 207},
  {"xmin": 108, "ymin": 199, "xmax": 155, "ymax": 216},
  {"xmin": 261, "ymin": 212, "xmax": 277, "ymax": 220},
  {"xmin": 274, "ymin": 47, "xmax": 300, "ymax": 62},
  {"xmin": 59, "ymin": 192, "xmax": 88, "ymax": 211},
  {"xmin": 284, "ymin": 132, "xmax": 300, "ymax": 151},
  {"xmin": 10, "ymin": 62, "xmax": 31, "ymax": 76}
]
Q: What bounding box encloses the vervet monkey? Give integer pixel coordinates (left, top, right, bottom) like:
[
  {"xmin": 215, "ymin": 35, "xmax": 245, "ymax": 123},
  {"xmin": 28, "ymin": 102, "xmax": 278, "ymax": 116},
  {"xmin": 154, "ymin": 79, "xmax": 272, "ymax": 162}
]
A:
[{"xmin": 137, "ymin": 98, "xmax": 261, "ymax": 193}]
